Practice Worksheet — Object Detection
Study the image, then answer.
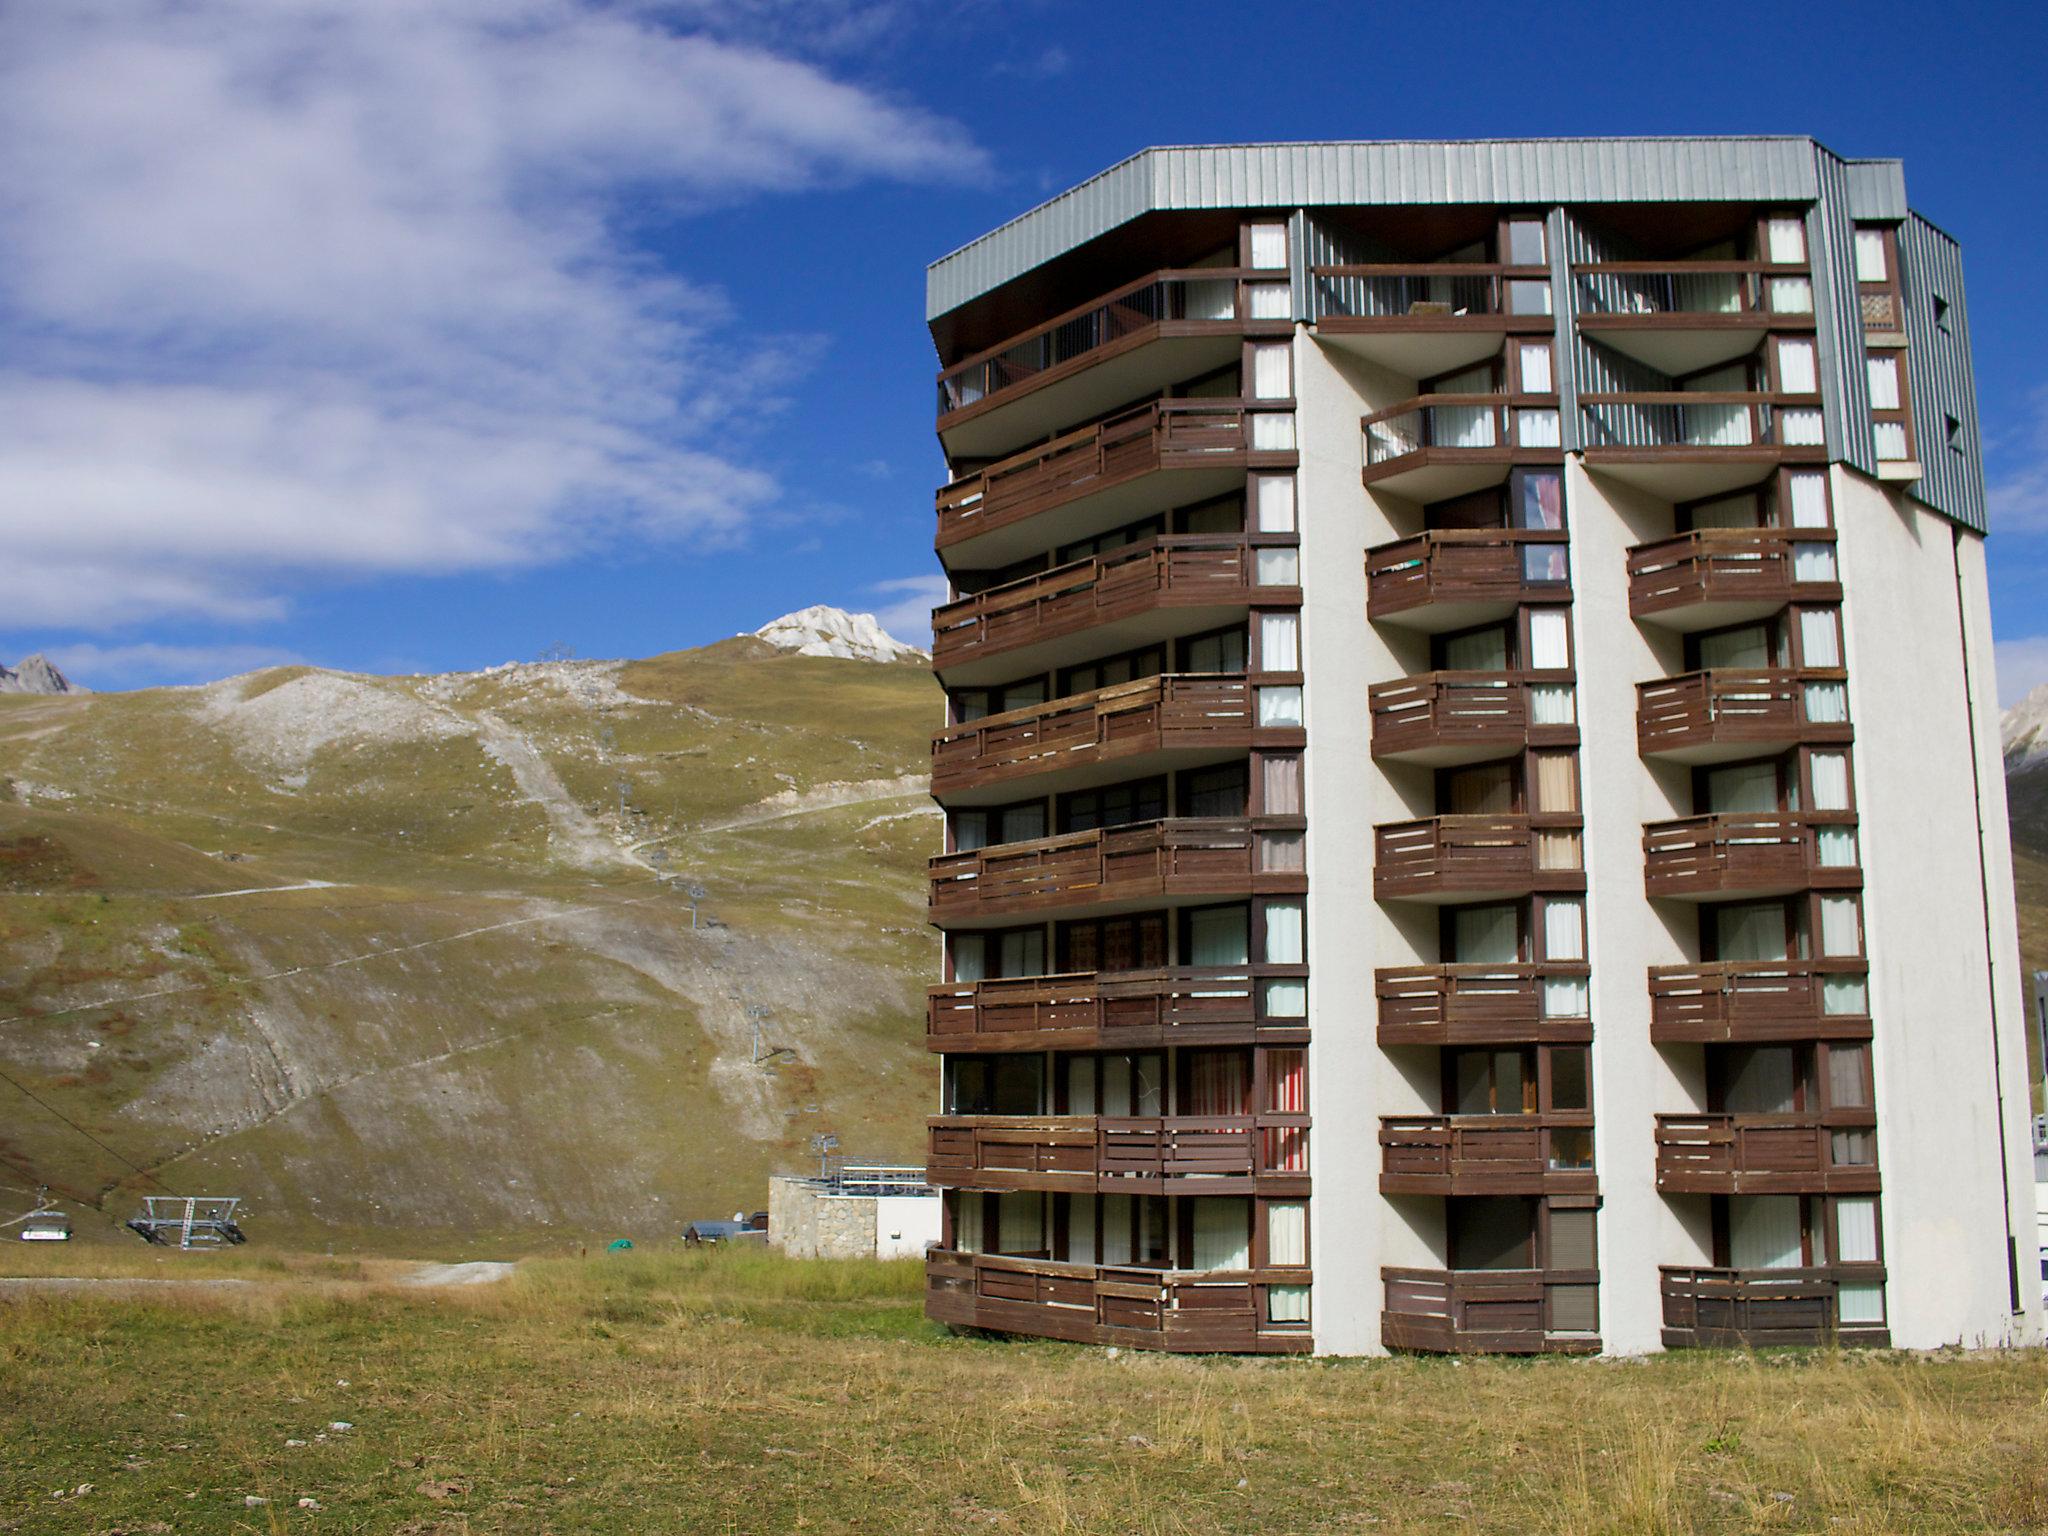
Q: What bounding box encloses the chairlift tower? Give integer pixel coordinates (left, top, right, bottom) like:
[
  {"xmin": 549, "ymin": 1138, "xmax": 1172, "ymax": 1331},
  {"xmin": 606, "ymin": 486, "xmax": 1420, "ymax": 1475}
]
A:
[{"xmin": 126, "ymin": 1196, "xmax": 246, "ymax": 1249}]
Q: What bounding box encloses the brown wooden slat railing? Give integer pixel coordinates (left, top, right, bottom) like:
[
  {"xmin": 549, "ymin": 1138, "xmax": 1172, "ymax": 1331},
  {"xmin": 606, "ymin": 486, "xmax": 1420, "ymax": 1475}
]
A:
[
  {"xmin": 924, "ymin": 1249, "xmax": 1313, "ymax": 1352},
  {"xmin": 1381, "ymin": 1266, "xmax": 1602, "ymax": 1354},
  {"xmin": 925, "ymin": 1113, "xmax": 1307, "ymax": 1189},
  {"xmin": 1373, "ymin": 814, "xmax": 1585, "ymax": 900},
  {"xmin": 937, "ymin": 268, "xmax": 1260, "ymax": 420},
  {"xmin": 1627, "ymin": 528, "xmax": 1839, "ymax": 619},
  {"xmin": 931, "ymin": 674, "xmax": 1253, "ymax": 796},
  {"xmin": 1369, "ymin": 671, "xmax": 1575, "ymax": 760},
  {"xmin": 1647, "ymin": 961, "xmax": 1871, "ymax": 1043},
  {"xmin": 1375, "ymin": 964, "xmax": 1593, "ymax": 1045},
  {"xmin": 936, "ymin": 399, "xmax": 1261, "ymax": 550},
  {"xmin": 926, "ymin": 1116, "xmax": 1096, "ymax": 1188},
  {"xmin": 932, "ymin": 535, "xmax": 1268, "ymax": 670},
  {"xmin": 929, "ymin": 816, "xmax": 1301, "ymax": 922},
  {"xmin": 1642, "ymin": 813, "xmax": 1860, "ymax": 898},
  {"xmin": 926, "ymin": 966, "xmax": 1307, "ymax": 1051},
  {"xmin": 1653, "ymin": 1112, "xmax": 1881, "ymax": 1194},
  {"xmin": 1378, "ymin": 1114, "xmax": 1596, "ymax": 1194},
  {"xmin": 1660, "ymin": 1265, "xmax": 1888, "ymax": 1347},
  {"xmin": 1636, "ymin": 668, "xmax": 1852, "ymax": 757},
  {"xmin": 1365, "ymin": 529, "xmax": 1569, "ymax": 621}
]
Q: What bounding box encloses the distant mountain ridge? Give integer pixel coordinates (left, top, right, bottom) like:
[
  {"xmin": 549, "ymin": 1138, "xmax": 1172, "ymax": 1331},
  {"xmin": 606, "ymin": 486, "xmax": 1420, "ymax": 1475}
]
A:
[
  {"xmin": 753, "ymin": 605, "xmax": 925, "ymax": 664},
  {"xmin": 0, "ymin": 654, "xmax": 84, "ymax": 695},
  {"xmin": 2002, "ymin": 681, "xmax": 2048, "ymax": 779}
]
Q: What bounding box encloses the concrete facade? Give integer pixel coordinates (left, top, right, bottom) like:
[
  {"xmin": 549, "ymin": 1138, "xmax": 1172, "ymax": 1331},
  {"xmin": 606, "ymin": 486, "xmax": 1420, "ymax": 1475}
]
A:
[{"xmin": 769, "ymin": 1175, "xmax": 942, "ymax": 1261}]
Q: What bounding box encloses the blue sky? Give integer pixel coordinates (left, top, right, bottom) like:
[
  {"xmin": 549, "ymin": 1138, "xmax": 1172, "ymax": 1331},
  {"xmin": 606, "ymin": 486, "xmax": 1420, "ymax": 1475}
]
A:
[{"xmin": 5, "ymin": 0, "xmax": 2046, "ymax": 700}]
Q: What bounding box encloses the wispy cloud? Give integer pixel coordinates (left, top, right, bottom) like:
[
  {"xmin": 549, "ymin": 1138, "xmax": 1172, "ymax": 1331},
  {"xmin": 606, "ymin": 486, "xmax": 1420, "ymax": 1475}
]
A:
[
  {"xmin": 1995, "ymin": 636, "xmax": 2048, "ymax": 711},
  {"xmin": 44, "ymin": 641, "xmax": 309, "ymax": 692},
  {"xmin": 869, "ymin": 574, "xmax": 949, "ymax": 646},
  {"xmin": 0, "ymin": 0, "xmax": 986, "ymax": 633},
  {"xmin": 1986, "ymin": 388, "xmax": 2048, "ymax": 536}
]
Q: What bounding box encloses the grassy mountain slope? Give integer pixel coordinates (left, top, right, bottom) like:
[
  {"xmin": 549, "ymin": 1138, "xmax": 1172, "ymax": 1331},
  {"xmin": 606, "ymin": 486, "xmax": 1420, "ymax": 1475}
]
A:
[{"xmin": 0, "ymin": 640, "xmax": 940, "ymax": 1248}]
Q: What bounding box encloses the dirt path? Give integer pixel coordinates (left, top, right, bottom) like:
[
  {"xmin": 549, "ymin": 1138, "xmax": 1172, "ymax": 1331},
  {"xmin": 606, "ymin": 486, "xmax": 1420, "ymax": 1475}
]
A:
[
  {"xmin": 401, "ymin": 1261, "xmax": 515, "ymax": 1286},
  {"xmin": 474, "ymin": 711, "xmax": 640, "ymax": 874},
  {"xmin": 0, "ymin": 1276, "xmax": 253, "ymax": 1292}
]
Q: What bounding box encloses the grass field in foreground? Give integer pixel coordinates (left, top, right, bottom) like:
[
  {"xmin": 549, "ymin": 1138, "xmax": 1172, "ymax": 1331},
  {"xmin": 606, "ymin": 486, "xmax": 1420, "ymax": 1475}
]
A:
[{"xmin": 2, "ymin": 1250, "xmax": 2045, "ymax": 1536}]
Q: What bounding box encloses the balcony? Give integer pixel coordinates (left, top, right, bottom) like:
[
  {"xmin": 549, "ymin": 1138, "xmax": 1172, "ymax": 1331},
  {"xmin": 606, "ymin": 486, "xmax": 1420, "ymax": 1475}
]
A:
[
  {"xmin": 928, "ymin": 817, "xmax": 1305, "ymax": 927},
  {"xmin": 1369, "ymin": 671, "xmax": 1576, "ymax": 767},
  {"xmin": 1310, "ymin": 263, "xmax": 1555, "ymax": 377},
  {"xmin": 1376, "ymin": 964, "xmax": 1593, "ymax": 1047},
  {"xmin": 1642, "ymin": 814, "xmax": 1860, "ymax": 902},
  {"xmin": 1573, "ymin": 261, "xmax": 1809, "ymax": 374},
  {"xmin": 936, "ymin": 399, "xmax": 1285, "ymax": 571},
  {"xmin": 925, "ymin": 1249, "xmax": 1313, "ymax": 1352},
  {"xmin": 1647, "ymin": 961, "xmax": 1872, "ymax": 1044},
  {"xmin": 1378, "ymin": 1115, "xmax": 1596, "ymax": 1196},
  {"xmin": 1373, "ymin": 815, "xmax": 1584, "ymax": 904},
  {"xmin": 1660, "ymin": 1265, "xmax": 1889, "ymax": 1349},
  {"xmin": 1581, "ymin": 393, "xmax": 1827, "ymax": 500},
  {"xmin": 1365, "ymin": 529, "xmax": 1570, "ymax": 633},
  {"xmin": 1653, "ymin": 1113, "xmax": 1881, "ymax": 1195},
  {"xmin": 926, "ymin": 967, "xmax": 1308, "ymax": 1054},
  {"xmin": 1360, "ymin": 395, "xmax": 1562, "ymax": 500},
  {"xmin": 1627, "ymin": 529, "xmax": 1841, "ymax": 632},
  {"xmin": 935, "ymin": 268, "xmax": 1286, "ymax": 459},
  {"xmin": 1636, "ymin": 669, "xmax": 1853, "ymax": 764},
  {"xmin": 932, "ymin": 535, "xmax": 1291, "ymax": 686},
  {"xmin": 1382, "ymin": 1267, "xmax": 1601, "ymax": 1355},
  {"xmin": 932, "ymin": 675, "xmax": 1265, "ymax": 804},
  {"xmin": 926, "ymin": 1114, "xmax": 1309, "ymax": 1195}
]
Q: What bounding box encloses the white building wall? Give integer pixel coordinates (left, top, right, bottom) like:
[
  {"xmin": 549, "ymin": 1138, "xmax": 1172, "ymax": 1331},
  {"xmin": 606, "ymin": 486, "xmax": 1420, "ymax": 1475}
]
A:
[
  {"xmin": 1833, "ymin": 467, "xmax": 2042, "ymax": 1347},
  {"xmin": 874, "ymin": 1194, "xmax": 942, "ymax": 1259}
]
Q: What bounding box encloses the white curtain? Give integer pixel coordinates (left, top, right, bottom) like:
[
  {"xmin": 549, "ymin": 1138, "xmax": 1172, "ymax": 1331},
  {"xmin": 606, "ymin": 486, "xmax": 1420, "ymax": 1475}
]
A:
[
  {"xmin": 1820, "ymin": 896, "xmax": 1862, "ymax": 957},
  {"xmin": 1729, "ymin": 1196, "xmax": 1803, "ymax": 1269},
  {"xmin": 1519, "ymin": 342, "xmax": 1554, "ymax": 393},
  {"xmin": 1252, "ymin": 343, "xmax": 1292, "ymax": 400},
  {"xmin": 1780, "ymin": 409, "xmax": 1826, "ymax": 446},
  {"xmin": 1793, "ymin": 542, "xmax": 1838, "ymax": 582},
  {"xmin": 951, "ymin": 935, "xmax": 988, "ymax": 983},
  {"xmin": 1867, "ymin": 356, "xmax": 1902, "ymax": 410},
  {"xmin": 1873, "ymin": 421, "xmax": 1910, "ymax": 461},
  {"xmin": 1835, "ymin": 1197, "xmax": 1880, "ymax": 1263},
  {"xmin": 1778, "ymin": 339, "xmax": 1818, "ymax": 394},
  {"xmin": 1804, "ymin": 682, "xmax": 1849, "ymax": 724},
  {"xmin": 1691, "ymin": 491, "xmax": 1761, "ymax": 528},
  {"xmin": 1686, "ymin": 364, "xmax": 1753, "ymax": 447},
  {"xmin": 1268, "ymin": 1201, "xmax": 1308, "ymax": 1266},
  {"xmin": 1787, "ymin": 472, "xmax": 1830, "ymax": 528},
  {"xmin": 1715, "ymin": 902, "xmax": 1787, "ymax": 962},
  {"xmin": 1267, "ymin": 1284, "xmax": 1311, "ymax": 1323},
  {"xmin": 1263, "ymin": 979, "xmax": 1307, "ymax": 1018},
  {"xmin": 1250, "ymin": 223, "xmax": 1288, "ymax": 270},
  {"xmin": 1726, "ymin": 1048, "xmax": 1797, "ymax": 1113},
  {"xmin": 1707, "ymin": 761, "xmax": 1780, "ymax": 814},
  {"xmin": 1256, "ymin": 548, "xmax": 1299, "ymax": 587},
  {"xmin": 1253, "ymin": 473, "xmax": 1297, "ymax": 532},
  {"xmin": 1251, "ymin": 413, "xmax": 1296, "ymax": 451},
  {"xmin": 953, "ymin": 1193, "xmax": 983, "ymax": 1253},
  {"xmin": 1248, "ymin": 282, "xmax": 1289, "ymax": 320},
  {"xmin": 1453, "ymin": 905, "xmax": 1518, "ymax": 963},
  {"xmin": 1529, "ymin": 685, "xmax": 1576, "ymax": 726},
  {"xmin": 1066, "ymin": 1193, "xmax": 1097, "ymax": 1266},
  {"xmin": 1517, "ymin": 409, "xmax": 1561, "ymax": 448},
  {"xmin": 1809, "ymin": 753, "xmax": 1851, "ymax": 811},
  {"xmin": 1433, "ymin": 365, "xmax": 1496, "ymax": 448},
  {"xmin": 1258, "ymin": 686, "xmax": 1303, "ymax": 727},
  {"xmin": 1839, "ymin": 1284, "xmax": 1886, "ymax": 1325},
  {"xmin": 1543, "ymin": 898, "xmax": 1584, "ymax": 962},
  {"xmin": 1189, "ymin": 907, "xmax": 1249, "ymax": 966},
  {"xmin": 1542, "ymin": 976, "xmax": 1590, "ymax": 1019},
  {"xmin": 1263, "ymin": 902, "xmax": 1305, "ymax": 963},
  {"xmin": 1444, "ymin": 627, "xmax": 1508, "ymax": 671},
  {"xmin": 1768, "ymin": 276, "xmax": 1814, "ymax": 314},
  {"xmin": 1193, "ymin": 1198, "xmax": 1251, "ymax": 1271},
  {"xmin": 1854, "ymin": 229, "xmax": 1889, "ymax": 282},
  {"xmin": 1766, "ymin": 218, "xmax": 1808, "ymax": 264},
  {"xmin": 1822, "ymin": 974, "xmax": 1868, "ymax": 1015},
  {"xmin": 1260, "ymin": 613, "xmax": 1301, "ymax": 671},
  {"xmin": 1817, "ymin": 828, "xmax": 1857, "ymax": 867},
  {"xmin": 1800, "ymin": 610, "xmax": 1842, "ymax": 668},
  {"xmin": 1528, "ymin": 610, "xmax": 1571, "ymax": 670}
]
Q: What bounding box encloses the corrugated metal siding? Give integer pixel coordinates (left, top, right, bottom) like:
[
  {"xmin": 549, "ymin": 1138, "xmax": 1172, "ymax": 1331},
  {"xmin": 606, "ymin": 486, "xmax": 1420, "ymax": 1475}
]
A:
[
  {"xmin": 1899, "ymin": 215, "xmax": 1988, "ymax": 534},
  {"xmin": 929, "ymin": 137, "xmax": 1824, "ymax": 319},
  {"xmin": 1552, "ymin": 209, "xmax": 1589, "ymax": 453},
  {"xmin": 1844, "ymin": 159, "xmax": 1908, "ymax": 221},
  {"xmin": 1298, "ymin": 212, "xmax": 1393, "ymax": 324},
  {"xmin": 1810, "ymin": 148, "xmax": 1874, "ymax": 476}
]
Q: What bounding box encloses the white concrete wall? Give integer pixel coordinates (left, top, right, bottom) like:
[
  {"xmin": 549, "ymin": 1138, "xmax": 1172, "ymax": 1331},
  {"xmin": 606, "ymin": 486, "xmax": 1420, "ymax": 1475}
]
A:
[
  {"xmin": 874, "ymin": 1194, "xmax": 942, "ymax": 1259},
  {"xmin": 1834, "ymin": 467, "xmax": 2043, "ymax": 1348}
]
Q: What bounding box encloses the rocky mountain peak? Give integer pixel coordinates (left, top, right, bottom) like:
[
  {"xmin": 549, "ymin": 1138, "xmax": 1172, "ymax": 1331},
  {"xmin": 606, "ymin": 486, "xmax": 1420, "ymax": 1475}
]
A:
[
  {"xmin": 2002, "ymin": 681, "xmax": 2048, "ymax": 778},
  {"xmin": 752, "ymin": 606, "xmax": 924, "ymax": 664},
  {"xmin": 0, "ymin": 653, "xmax": 86, "ymax": 695}
]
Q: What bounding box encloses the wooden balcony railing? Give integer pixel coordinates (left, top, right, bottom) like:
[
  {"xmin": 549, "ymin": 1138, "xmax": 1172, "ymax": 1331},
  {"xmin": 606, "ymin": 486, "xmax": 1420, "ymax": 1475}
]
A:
[
  {"xmin": 1378, "ymin": 1114, "xmax": 1596, "ymax": 1195},
  {"xmin": 937, "ymin": 268, "xmax": 1265, "ymax": 421},
  {"xmin": 1369, "ymin": 671, "xmax": 1576, "ymax": 763},
  {"xmin": 926, "ymin": 1113, "xmax": 1309, "ymax": 1192},
  {"xmin": 925, "ymin": 1249, "xmax": 1313, "ymax": 1352},
  {"xmin": 936, "ymin": 399, "xmax": 1268, "ymax": 551},
  {"xmin": 927, "ymin": 1116, "xmax": 1095, "ymax": 1189},
  {"xmin": 929, "ymin": 817, "xmax": 1304, "ymax": 924},
  {"xmin": 1360, "ymin": 394, "xmax": 1562, "ymax": 482},
  {"xmin": 1580, "ymin": 392, "xmax": 1825, "ymax": 455},
  {"xmin": 931, "ymin": 674, "xmax": 1255, "ymax": 797},
  {"xmin": 1643, "ymin": 814, "xmax": 1860, "ymax": 900},
  {"xmin": 1627, "ymin": 528, "xmax": 1840, "ymax": 622},
  {"xmin": 926, "ymin": 966, "xmax": 1309, "ymax": 1053},
  {"xmin": 1381, "ymin": 1267, "xmax": 1601, "ymax": 1355},
  {"xmin": 1376, "ymin": 964, "xmax": 1593, "ymax": 1046},
  {"xmin": 1660, "ymin": 1265, "xmax": 1889, "ymax": 1348},
  {"xmin": 932, "ymin": 535, "xmax": 1274, "ymax": 671},
  {"xmin": 1571, "ymin": 260, "xmax": 1809, "ymax": 319},
  {"xmin": 1310, "ymin": 263, "xmax": 1554, "ymax": 323},
  {"xmin": 1647, "ymin": 961, "xmax": 1872, "ymax": 1044},
  {"xmin": 1653, "ymin": 1112, "xmax": 1881, "ymax": 1194},
  {"xmin": 1365, "ymin": 529, "xmax": 1569, "ymax": 624},
  {"xmin": 1374, "ymin": 815, "xmax": 1585, "ymax": 902},
  {"xmin": 1636, "ymin": 668, "xmax": 1853, "ymax": 760}
]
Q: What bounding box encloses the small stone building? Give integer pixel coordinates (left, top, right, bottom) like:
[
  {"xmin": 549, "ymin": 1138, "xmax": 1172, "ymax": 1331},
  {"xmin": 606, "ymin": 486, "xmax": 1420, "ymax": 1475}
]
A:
[{"xmin": 769, "ymin": 1166, "xmax": 940, "ymax": 1260}]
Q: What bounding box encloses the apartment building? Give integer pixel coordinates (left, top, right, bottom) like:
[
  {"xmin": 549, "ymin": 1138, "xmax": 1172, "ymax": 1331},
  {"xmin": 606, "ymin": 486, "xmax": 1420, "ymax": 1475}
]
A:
[{"xmin": 918, "ymin": 138, "xmax": 2042, "ymax": 1356}]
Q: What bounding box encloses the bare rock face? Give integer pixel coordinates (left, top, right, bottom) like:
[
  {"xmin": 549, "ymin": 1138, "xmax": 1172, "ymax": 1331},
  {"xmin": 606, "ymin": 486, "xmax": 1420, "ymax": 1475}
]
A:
[
  {"xmin": 0, "ymin": 654, "xmax": 85, "ymax": 695},
  {"xmin": 2002, "ymin": 682, "xmax": 2048, "ymax": 778},
  {"xmin": 752, "ymin": 605, "xmax": 925, "ymax": 663}
]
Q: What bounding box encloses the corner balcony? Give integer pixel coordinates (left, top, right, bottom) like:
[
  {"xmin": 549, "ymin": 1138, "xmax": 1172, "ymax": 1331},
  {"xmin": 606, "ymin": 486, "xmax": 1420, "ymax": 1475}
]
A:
[
  {"xmin": 1653, "ymin": 1113, "xmax": 1881, "ymax": 1195},
  {"xmin": 1365, "ymin": 529, "xmax": 1569, "ymax": 633},
  {"xmin": 935, "ymin": 268, "xmax": 1287, "ymax": 460},
  {"xmin": 1627, "ymin": 529, "xmax": 1841, "ymax": 632},
  {"xmin": 1636, "ymin": 669, "xmax": 1853, "ymax": 764},
  {"xmin": 1369, "ymin": 671, "xmax": 1577, "ymax": 767},
  {"xmin": 1378, "ymin": 1114, "xmax": 1596, "ymax": 1196},
  {"xmin": 925, "ymin": 1250, "xmax": 1313, "ymax": 1353},
  {"xmin": 928, "ymin": 817, "xmax": 1306, "ymax": 927},
  {"xmin": 926, "ymin": 967, "xmax": 1308, "ymax": 1054},
  {"xmin": 1359, "ymin": 395, "xmax": 1562, "ymax": 501},
  {"xmin": 1581, "ymin": 392, "xmax": 1827, "ymax": 501},
  {"xmin": 931, "ymin": 674, "xmax": 1266, "ymax": 804},
  {"xmin": 1648, "ymin": 961, "xmax": 1872, "ymax": 1045},
  {"xmin": 936, "ymin": 399, "xmax": 1287, "ymax": 572},
  {"xmin": 1375, "ymin": 964, "xmax": 1593, "ymax": 1047},
  {"xmin": 1373, "ymin": 815, "xmax": 1584, "ymax": 904},
  {"xmin": 1382, "ymin": 1267, "xmax": 1601, "ymax": 1355},
  {"xmin": 932, "ymin": 535, "xmax": 1293, "ymax": 686},
  {"xmin": 1572, "ymin": 261, "xmax": 1809, "ymax": 374},
  {"xmin": 1642, "ymin": 814, "xmax": 1860, "ymax": 902},
  {"xmin": 1660, "ymin": 1265, "xmax": 1889, "ymax": 1349},
  {"xmin": 1310, "ymin": 262, "xmax": 1556, "ymax": 377},
  {"xmin": 926, "ymin": 1114, "xmax": 1309, "ymax": 1196}
]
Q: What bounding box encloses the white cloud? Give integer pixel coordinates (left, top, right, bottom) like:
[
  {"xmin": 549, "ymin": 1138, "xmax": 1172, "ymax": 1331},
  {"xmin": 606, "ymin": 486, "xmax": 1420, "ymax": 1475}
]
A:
[
  {"xmin": 0, "ymin": 0, "xmax": 986, "ymax": 630},
  {"xmin": 1995, "ymin": 636, "xmax": 2048, "ymax": 711},
  {"xmin": 869, "ymin": 574, "xmax": 949, "ymax": 646},
  {"xmin": 1986, "ymin": 388, "xmax": 2048, "ymax": 536},
  {"xmin": 44, "ymin": 641, "xmax": 309, "ymax": 691}
]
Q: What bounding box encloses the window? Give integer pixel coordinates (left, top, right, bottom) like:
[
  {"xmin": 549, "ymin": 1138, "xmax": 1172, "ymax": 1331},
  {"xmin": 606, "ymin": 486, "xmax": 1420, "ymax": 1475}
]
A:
[
  {"xmin": 1541, "ymin": 897, "xmax": 1585, "ymax": 962},
  {"xmin": 1449, "ymin": 1196, "xmax": 1534, "ymax": 1269},
  {"xmin": 1866, "ymin": 355, "xmax": 1902, "ymax": 411},
  {"xmin": 1451, "ymin": 904, "xmax": 1519, "ymax": 964},
  {"xmin": 1260, "ymin": 755, "xmax": 1303, "ymax": 816},
  {"xmin": 1251, "ymin": 413, "xmax": 1295, "ymax": 451},
  {"xmin": 1252, "ymin": 473, "xmax": 1296, "ymax": 533},
  {"xmin": 1933, "ymin": 293, "xmax": 1951, "ymax": 333},
  {"xmin": 1819, "ymin": 895, "xmax": 1862, "ymax": 958},
  {"xmin": 1777, "ymin": 338, "xmax": 1819, "ymax": 395},
  {"xmin": 1184, "ymin": 904, "xmax": 1249, "ymax": 967},
  {"xmin": 1527, "ymin": 608, "xmax": 1572, "ymax": 670},
  {"xmin": 1258, "ymin": 685, "xmax": 1303, "ymax": 727},
  {"xmin": 1506, "ymin": 218, "xmax": 1548, "ymax": 265},
  {"xmin": 1549, "ymin": 1047, "xmax": 1590, "ymax": 1111},
  {"xmin": 1786, "ymin": 471, "xmax": 1831, "ymax": 529},
  {"xmin": 1058, "ymin": 913, "xmax": 1166, "ymax": 973},
  {"xmin": 1809, "ymin": 751, "xmax": 1851, "ymax": 812},
  {"xmin": 1455, "ymin": 1049, "xmax": 1532, "ymax": 1115},
  {"xmin": 1184, "ymin": 762, "xmax": 1249, "ymax": 819},
  {"xmin": 1797, "ymin": 609, "xmax": 1842, "ymax": 668},
  {"xmin": 1258, "ymin": 612, "xmax": 1300, "ymax": 671},
  {"xmin": 1513, "ymin": 469, "xmax": 1565, "ymax": 529},
  {"xmin": 1518, "ymin": 340, "xmax": 1554, "ymax": 394},
  {"xmin": 1873, "ymin": 421, "xmax": 1910, "ymax": 461},
  {"xmin": 1251, "ymin": 343, "xmax": 1292, "ymax": 400},
  {"xmin": 1946, "ymin": 413, "xmax": 1963, "ymax": 451},
  {"xmin": 1061, "ymin": 778, "xmax": 1165, "ymax": 833},
  {"xmin": 1853, "ymin": 228, "xmax": 1889, "ymax": 283},
  {"xmin": 1262, "ymin": 901, "xmax": 1305, "ymax": 964},
  {"xmin": 1183, "ymin": 627, "xmax": 1247, "ymax": 674},
  {"xmin": 1764, "ymin": 216, "xmax": 1807, "ymax": 264},
  {"xmin": 1767, "ymin": 274, "xmax": 1814, "ymax": 314},
  {"xmin": 1530, "ymin": 751, "xmax": 1579, "ymax": 814},
  {"xmin": 1267, "ymin": 1201, "xmax": 1308, "ymax": 1266},
  {"xmin": 1255, "ymin": 548, "xmax": 1300, "ymax": 586},
  {"xmin": 1249, "ymin": 222, "xmax": 1288, "ymax": 270},
  {"xmin": 1505, "ymin": 278, "xmax": 1552, "ymax": 316}
]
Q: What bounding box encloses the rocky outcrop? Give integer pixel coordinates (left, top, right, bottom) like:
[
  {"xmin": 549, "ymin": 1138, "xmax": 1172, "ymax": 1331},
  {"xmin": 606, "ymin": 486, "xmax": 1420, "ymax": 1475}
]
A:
[
  {"xmin": 0, "ymin": 654, "xmax": 85, "ymax": 695},
  {"xmin": 2002, "ymin": 682, "xmax": 2048, "ymax": 778},
  {"xmin": 752, "ymin": 606, "xmax": 924, "ymax": 663}
]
